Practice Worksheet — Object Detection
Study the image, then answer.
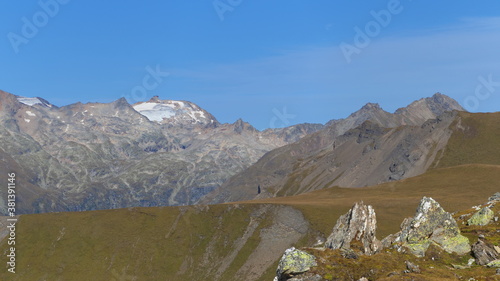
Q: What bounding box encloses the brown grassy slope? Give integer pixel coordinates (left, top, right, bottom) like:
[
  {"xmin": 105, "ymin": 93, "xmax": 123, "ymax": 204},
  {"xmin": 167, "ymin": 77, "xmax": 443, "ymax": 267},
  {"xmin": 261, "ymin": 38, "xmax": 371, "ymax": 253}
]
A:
[
  {"xmin": 432, "ymin": 111, "xmax": 500, "ymax": 169},
  {"xmin": 0, "ymin": 203, "xmax": 314, "ymax": 281},
  {"xmin": 241, "ymin": 164, "xmax": 500, "ymax": 238},
  {"xmin": 0, "ymin": 165, "xmax": 498, "ymax": 281}
]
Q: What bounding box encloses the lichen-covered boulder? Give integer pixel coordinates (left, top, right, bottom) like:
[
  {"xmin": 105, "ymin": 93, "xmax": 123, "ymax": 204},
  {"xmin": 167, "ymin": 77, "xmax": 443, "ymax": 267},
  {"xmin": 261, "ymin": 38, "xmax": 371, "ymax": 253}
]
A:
[
  {"xmin": 468, "ymin": 207, "xmax": 494, "ymax": 226},
  {"xmin": 325, "ymin": 201, "xmax": 381, "ymax": 255},
  {"xmin": 275, "ymin": 247, "xmax": 317, "ymax": 281},
  {"xmin": 396, "ymin": 197, "xmax": 470, "ymax": 257}
]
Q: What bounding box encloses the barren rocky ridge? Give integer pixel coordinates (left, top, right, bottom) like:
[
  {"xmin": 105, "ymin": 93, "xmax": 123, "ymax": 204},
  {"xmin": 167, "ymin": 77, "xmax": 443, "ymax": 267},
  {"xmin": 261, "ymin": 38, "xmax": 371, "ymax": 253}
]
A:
[{"xmin": 0, "ymin": 90, "xmax": 463, "ymax": 214}]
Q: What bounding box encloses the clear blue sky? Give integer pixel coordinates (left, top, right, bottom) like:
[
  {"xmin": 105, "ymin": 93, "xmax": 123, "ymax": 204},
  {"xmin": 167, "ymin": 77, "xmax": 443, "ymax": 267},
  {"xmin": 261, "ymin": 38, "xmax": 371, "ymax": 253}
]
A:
[{"xmin": 2, "ymin": 1, "xmax": 500, "ymax": 129}]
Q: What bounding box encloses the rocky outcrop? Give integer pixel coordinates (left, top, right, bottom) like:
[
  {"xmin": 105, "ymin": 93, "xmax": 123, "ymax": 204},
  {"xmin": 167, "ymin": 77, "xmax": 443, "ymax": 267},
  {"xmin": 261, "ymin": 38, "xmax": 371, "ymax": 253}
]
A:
[
  {"xmin": 394, "ymin": 197, "xmax": 470, "ymax": 257},
  {"xmin": 274, "ymin": 247, "xmax": 317, "ymax": 281},
  {"xmin": 489, "ymin": 192, "xmax": 500, "ymax": 203},
  {"xmin": 273, "ymin": 195, "xmax": 499, "ymax": 280},
  {"xmin": 472, "ymin": 239, "xmax": 499, "ymax": 266},
  {"xmin": 468, "ymin": 207, "xmax": 494, "ymax": 226},
  {"xmin": 325, "ymin": 201, "xmax": 381, "ymax": 255}
]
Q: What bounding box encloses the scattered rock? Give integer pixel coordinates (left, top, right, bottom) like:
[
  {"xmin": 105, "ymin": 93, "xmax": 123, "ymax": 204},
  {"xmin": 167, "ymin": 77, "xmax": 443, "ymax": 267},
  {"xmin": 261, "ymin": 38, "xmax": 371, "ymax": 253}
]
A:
[
  {"xmin": 340, "ymin": 248, "xmax": 358, "ymax": 259},
  {"xmin": 486, "ymin": 259, "xmax": 500, "ymax": 268},
  {"xmin": 325, "ymin": 201, "xmax": 381, "ymax": 255},
  {"xmin": 496, "ymin": 268, "xmax": 500, "ymax": 275},
  {"xmin": 472, "ymin": 239, "xmax": 499, "ymax": 266},
  {"xmin": 452, "ymin": 264, "xmax": 469, "ymax": 269},
  {"xmin": 275, "ymin": 247, "xmax": 317, "ymax": 281},
  {"xmin": 488, "ymin": 192, "xmax": 500, "ymax": 203},
  {"xmin": 358, "ymin": 278, "xmax": 369, "ymax": 281},
  {"xmin": 467, "ymin": 258, "xmax": 475, "ymax": 266},
  {"xmin": 288, "ymin": 273, "xmax": 322, "ymax": 281},
  {"xmin": 381, "ymin": 233, "xmax": 398, "ymax": 249},
  {"xmin": 467, "ymin": 207, "xmax": 494, "ymax": 226},
  {"xmin": 395, "ymin": 197, "xmax": 470, "ymax": 257},
  {"xmin": 405, "ymin": 260, "xmax": 421, "ymax": 273},
  {"xmin": 387, "ymin": 271, "xmax": 399, "ymax": 277}
]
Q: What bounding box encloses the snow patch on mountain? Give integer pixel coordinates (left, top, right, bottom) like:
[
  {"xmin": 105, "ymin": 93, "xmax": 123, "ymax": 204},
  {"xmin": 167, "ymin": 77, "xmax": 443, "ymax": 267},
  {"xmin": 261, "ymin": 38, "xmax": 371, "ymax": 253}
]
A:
[
  {"xmin": 133, "ymin": 99, "xmax": 209, "ymax": 124},
  {"xmin": 17, "ymin": 97, "xmax": 53, "ymax": 108}
]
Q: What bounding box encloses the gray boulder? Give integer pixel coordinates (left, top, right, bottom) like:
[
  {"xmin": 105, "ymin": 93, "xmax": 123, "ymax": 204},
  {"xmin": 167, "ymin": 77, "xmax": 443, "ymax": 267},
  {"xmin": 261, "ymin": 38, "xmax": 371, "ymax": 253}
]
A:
[
  {"xmin": 395, "ymin": 197, "xmax": 470, "ymax": 257},
  {"xmin": 325, "ymin": 201, "xmax": 381, "ymax": 255},
  {"xmin": 472, "ymin": 239, "xmax": 499, "ymax": 266},
  {"xmin": 468, "ymin": 207, "xmax": 494, "ymax": 226},
  {"xmin": 275, "ymin": 247, "xmax": 317, "ymax": 281}
]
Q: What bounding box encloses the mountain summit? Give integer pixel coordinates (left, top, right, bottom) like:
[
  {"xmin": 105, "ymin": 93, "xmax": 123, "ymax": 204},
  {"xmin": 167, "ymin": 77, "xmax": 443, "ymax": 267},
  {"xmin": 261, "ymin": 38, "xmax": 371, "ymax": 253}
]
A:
[
  {"xmin": 132, "ymin": 96, "xmax": 219, "ymax": 127},
  {"xmin": 395, "ymin": 92, "xmax": 465, "ymax": 124}
]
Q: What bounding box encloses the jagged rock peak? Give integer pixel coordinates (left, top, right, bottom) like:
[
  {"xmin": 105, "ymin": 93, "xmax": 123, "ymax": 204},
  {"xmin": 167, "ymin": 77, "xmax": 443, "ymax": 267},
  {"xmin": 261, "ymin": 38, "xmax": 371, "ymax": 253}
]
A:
[
  {"xmin": 395, "ymin": 92, "xmax": 464, "ymax": 116},
  {"xmin": 233, "ymin": 118, "xmax": 257, "ymax": 134},
  {"xmin": 350, "ymin": 102, "xmax": 385, "ymax": 117},
  {"xmin": 325, "ymin": 201, "xmax": 381, "ymax": 255},
  {"xmin": 112, "ymin": 97, "xmax": 132, "ymax": 109},
  {"xmin": 361, "ymin": 102, "xmax": 382, "ymax": 111},
  {"xmin": 394, "ymin": 197, "xmax": 470, "ymax": 257},
  {"xmin": 149, "ymin": 95, "xmax": 161, "ymax": 103}
]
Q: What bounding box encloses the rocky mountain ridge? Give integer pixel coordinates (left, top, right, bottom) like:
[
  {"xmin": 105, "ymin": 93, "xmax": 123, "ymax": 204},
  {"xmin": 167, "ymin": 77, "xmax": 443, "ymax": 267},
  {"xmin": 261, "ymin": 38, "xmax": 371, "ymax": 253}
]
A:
[
  {"xmin": 0, "ymin": 90, "xmax": 322, "ymax": 214},
  {"xmin": 0, "ymin": 90, "xmax": 465, "ymax": 214},
  {"xmin": 204, "ymin": 93, "xmax": 465, "ymax": 204}
]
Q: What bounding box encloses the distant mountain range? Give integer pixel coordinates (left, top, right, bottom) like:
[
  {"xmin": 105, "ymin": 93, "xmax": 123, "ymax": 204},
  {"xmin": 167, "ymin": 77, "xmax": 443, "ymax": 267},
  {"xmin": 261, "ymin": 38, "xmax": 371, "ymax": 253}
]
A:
[
  {"xmin": 0, "ymin": 90, "xmax": 464, "ymax": 214},
  {"xmin": 203, "ymin": 93, "xmax": 466, "ymax": 204},
  {"xmin": 0, "ymin": 90, "xmax": 321, "ymax": 214}
]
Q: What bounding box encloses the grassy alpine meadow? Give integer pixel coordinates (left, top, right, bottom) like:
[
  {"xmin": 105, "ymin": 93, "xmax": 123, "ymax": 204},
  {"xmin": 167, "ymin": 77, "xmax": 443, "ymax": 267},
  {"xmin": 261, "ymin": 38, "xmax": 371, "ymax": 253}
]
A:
[{"xmin": 1, "ymin": 164, "xmax": 500, "ymax": 280}]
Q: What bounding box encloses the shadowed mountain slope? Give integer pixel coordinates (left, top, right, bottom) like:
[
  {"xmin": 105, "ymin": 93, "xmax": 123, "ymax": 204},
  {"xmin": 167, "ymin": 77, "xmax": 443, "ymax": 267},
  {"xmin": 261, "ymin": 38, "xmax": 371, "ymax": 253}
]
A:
[{"xmin": 203, "ymin": 98, "xmax": 476, "ymax": 203}]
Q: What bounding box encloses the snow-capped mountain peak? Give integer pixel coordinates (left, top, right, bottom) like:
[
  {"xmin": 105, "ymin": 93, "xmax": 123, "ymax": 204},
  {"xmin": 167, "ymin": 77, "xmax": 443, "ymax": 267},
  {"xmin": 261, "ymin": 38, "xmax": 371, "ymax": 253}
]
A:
[{"xmin": 132, "ymin": 96, "xmax": 217, "ymax": 126}]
